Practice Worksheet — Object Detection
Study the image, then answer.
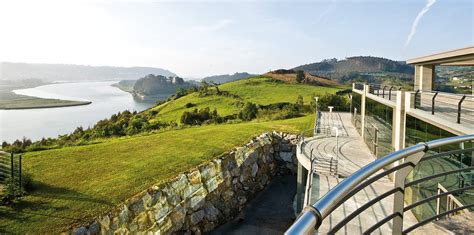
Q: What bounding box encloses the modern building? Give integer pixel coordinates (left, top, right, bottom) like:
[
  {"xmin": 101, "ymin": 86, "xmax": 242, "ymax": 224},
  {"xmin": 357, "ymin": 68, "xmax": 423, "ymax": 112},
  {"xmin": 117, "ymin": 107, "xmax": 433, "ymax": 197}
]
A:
[
  {"xmin": 351, "ymin": 46, "xmax": 473, "ymax": 221},
  {"xmin": 288, "ymin": 46, "xmax": 473, "ymax": 234}
]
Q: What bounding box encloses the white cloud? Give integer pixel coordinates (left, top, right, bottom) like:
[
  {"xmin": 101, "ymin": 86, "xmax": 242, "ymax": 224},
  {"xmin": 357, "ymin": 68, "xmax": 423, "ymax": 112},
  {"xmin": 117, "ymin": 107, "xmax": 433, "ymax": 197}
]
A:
[{"xmin": 405, "ymin": 0, "xmax": 437, "ymax": 47}]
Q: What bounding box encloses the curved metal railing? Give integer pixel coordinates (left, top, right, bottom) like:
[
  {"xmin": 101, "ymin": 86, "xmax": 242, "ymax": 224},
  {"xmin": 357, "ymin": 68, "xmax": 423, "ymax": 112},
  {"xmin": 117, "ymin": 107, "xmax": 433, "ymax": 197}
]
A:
[{"xmin": 286, "ymin": 134, "xmax": 474, "ymax": 235}]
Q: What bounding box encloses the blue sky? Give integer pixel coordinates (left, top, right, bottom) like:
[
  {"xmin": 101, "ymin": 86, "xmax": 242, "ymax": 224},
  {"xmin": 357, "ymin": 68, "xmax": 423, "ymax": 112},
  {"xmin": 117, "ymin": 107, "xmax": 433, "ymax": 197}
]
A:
[{"xmin": 0, "ymin": 0, "xmax": 472, "ymax": 77}]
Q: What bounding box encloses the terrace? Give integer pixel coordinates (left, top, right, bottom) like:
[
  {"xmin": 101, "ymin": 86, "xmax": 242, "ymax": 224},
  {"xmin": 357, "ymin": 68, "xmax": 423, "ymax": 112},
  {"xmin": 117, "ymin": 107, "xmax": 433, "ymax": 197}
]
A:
[{"xmin": 287, "ymin": 47, "xmax": 473, "ymax": 234}]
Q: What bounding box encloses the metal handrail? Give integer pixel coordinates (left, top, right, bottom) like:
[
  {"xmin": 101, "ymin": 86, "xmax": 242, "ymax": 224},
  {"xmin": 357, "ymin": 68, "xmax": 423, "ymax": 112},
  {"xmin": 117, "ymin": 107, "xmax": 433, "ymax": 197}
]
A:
[{"xmin": 286, "ymin": 134, "xmax": 474, "ymax": 235}]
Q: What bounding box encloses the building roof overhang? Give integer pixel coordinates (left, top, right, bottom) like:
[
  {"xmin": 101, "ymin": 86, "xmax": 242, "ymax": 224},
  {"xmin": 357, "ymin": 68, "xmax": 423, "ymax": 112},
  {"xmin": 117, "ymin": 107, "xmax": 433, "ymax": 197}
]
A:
[{"xmin": 407, "ymin": 46, "xmax": 474, "ymax": 66}]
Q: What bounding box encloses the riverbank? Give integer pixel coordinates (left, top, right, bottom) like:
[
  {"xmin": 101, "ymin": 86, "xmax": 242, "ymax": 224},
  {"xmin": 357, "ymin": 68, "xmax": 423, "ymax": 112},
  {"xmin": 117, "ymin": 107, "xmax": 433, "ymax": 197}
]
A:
[
  {"xmin": 0, "ymin": 81, "xmax": 92, "ymax": 110},
  {"xmin": 0, "ymin": 99, "xmax": 92, "ymax": 110}
]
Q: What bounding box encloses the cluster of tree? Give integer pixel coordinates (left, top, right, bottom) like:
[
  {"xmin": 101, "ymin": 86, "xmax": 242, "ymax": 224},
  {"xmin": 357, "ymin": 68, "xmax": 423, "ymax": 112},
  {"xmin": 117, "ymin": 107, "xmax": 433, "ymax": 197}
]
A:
[
  {"xmin": 239, "ymin": 95, "xmax": 311, "ymax": 122},
  {"xmin": 180, "ymin": 107, "xmax": 223, "ymax": 125},
  {"xmin": 317, "ymin": 93, "xmax": 351, "ymax": 111},
  {"xmin": 296, "ymin": 70, "xmax": 305, "ymax": 83},
  {"xmin": 2, "ymin": 110, "xmax": 175, "ymax": 153}
]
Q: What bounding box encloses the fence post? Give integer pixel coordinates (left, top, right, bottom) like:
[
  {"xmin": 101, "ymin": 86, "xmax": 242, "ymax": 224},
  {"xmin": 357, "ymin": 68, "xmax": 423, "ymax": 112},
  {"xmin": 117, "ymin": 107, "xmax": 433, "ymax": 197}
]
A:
[
  {"xmin": 392, "ymin": 151, "xmax": 426, "ymax": 235},
  {"xmin": 10, "ymin": 152, "xmax": 14, "ymax": 181},
  {"xmin": 431, "ymin": 91, "xmax": 438, "ymax": 115},
  {"xmin": 457, "ymin": 95, "xmax": 466, "ymax": 124},
  {"xmin": 382, "ymin": 86, "xmax": 387, "ymax": 98},
  {"xmin": 19, "ymin": 155, "xmax": 22, "ymax": 193}
]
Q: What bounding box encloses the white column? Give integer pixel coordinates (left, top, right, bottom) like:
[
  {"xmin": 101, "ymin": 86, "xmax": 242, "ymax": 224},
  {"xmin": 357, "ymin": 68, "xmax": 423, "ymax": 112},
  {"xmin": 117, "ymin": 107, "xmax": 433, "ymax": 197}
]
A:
[
  {"xmin": 361, "ymin": 84, "xmax": 367, "ymax": 138},
  {"xmin": 393, "ymin": 90, "xmax": 406, "ymax": 151}
]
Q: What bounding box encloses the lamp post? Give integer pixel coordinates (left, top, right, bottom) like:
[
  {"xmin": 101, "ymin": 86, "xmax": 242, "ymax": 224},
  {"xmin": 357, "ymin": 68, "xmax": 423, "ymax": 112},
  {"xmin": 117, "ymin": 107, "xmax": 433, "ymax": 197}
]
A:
[{"xmin": 314, "ymin": 97, "xmax": 319, "ymax": 134}]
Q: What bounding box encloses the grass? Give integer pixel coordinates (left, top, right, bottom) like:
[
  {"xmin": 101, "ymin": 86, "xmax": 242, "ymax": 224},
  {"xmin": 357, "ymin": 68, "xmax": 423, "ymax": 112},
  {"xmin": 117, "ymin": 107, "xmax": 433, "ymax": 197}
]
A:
[
  {"xmin": 0, "ymin": 115, "xmax": 314, "ymax": 233},
  {"xmin": 219, "ymin": 76, "xmax": 341, "ymax": 105},
  {"xmin": 149, "ymin": 92, "xmax": 241, "ymax": 123},
  {"xmin": 148, "ymin": 76, "xmax": 340, "ymax": 123}
]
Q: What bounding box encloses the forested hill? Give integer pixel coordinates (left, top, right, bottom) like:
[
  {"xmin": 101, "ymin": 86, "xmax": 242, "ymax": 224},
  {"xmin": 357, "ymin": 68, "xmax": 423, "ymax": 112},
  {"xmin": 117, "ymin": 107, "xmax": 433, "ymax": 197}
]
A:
[
  {"xmin": 293, "ymin": 56, "xmax": 414, "ymax": 84},
  {"xmin": 0, "ymin": 62, "xmax": 176, "ymax": 82},
  {"xmin": 201, "ymin": 72, "xmax": 256, "ymax": 84}
]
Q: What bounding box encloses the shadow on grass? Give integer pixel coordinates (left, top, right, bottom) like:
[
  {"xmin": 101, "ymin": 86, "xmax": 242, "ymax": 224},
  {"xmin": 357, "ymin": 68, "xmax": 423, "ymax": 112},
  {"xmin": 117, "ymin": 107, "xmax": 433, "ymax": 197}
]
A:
[{"xmin": 29, "ymin": 181, "xmax": 113, "ymax": 206}]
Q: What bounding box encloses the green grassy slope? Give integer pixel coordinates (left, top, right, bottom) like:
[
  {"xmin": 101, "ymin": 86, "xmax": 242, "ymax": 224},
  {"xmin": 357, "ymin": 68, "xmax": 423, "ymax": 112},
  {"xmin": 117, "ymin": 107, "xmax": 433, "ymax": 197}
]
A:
[
  {"xmin": 219, "ymin": 76, "xmax": 340, "ymax": 105},
  {"xmin": 0, "ymin": 116, "xmax": 313, "ymax": 233},
  {"xmin": 148, "ymin": 76, "xmax": 340, "ymax": 123}
]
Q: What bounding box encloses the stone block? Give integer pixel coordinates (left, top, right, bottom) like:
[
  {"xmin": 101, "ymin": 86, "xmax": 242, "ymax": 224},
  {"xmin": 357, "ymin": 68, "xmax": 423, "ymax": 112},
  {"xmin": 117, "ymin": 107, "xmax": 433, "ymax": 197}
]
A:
[
  {"xmin": 251, "ymin": 163, "xmax": 259, "ymax": 178},
  {"xmin": 188, "ymin": 187, "xmax": 207, "ymax": 211},
  {"xmin": 190, "ymin": 210, "xmax": 205, "ymax": 225},
  {"xmin": 279, "ymin": 152, "xmax": 293, "ymax": 162},
  {"xmin": 169, "ymin": 204, "xmax": 186, "ymax": 231},
  {"xmin": 204, "ymin": 203, "xmax": 220, "ymax": 222}
]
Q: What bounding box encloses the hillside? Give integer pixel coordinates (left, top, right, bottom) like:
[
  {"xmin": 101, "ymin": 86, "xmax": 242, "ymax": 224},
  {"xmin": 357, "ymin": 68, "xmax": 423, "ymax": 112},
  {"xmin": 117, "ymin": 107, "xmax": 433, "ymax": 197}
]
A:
[
  {"xmin": 147, "ymin": 76, "xmax": 341, "ymax": 123},
  {"xmin": 0, "ymin": 75, "xmax": 347, "ymax": 233},
  {"xmin": 0, "ymin": 62, "xmax": 176, "ymax": 82},
  {"xmin": 201, "ymin": 72, "xmax": 256, "ymax": 84},
  {"xmin": 293, "ymin": 56, "xmax": 414, "ymax": 84}
]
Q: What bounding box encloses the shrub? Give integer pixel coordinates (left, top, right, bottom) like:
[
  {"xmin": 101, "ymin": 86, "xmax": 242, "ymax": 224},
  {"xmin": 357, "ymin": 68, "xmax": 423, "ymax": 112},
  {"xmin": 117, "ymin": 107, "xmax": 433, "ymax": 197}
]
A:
[
  {"xmin": 238, "ymin": 102, "xmax": 258, "ymax": 121},
  {"xmin": 184, "ymin": 103, "xmax": 195, "ymax": 108},
  {"xmin": 180, "ymin": 107, "xmax": 223, "ymax": 125}
]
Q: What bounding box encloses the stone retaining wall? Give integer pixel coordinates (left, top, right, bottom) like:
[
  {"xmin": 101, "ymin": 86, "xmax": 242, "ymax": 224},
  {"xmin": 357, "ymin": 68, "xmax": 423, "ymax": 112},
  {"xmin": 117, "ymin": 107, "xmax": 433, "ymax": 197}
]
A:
[{"xmin": 73, "ymin": 131, "xmax": 298, "ymax": 235}]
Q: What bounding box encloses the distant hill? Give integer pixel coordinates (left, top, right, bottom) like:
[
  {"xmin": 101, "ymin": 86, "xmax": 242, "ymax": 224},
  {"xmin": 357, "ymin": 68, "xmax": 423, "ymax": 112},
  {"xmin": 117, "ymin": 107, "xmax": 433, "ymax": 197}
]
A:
[
  {"xmin": 293, "ymin": 56, "xmax": 414, "ymax": 84},
  {"xmin": 132, "ymin": 74, "xmax": 194, "ymax": 101},
  {"xmin": 0, "ymin": 62, "xmax": 176, "ymax": 82},
  {"xmin": 201, "ymin": 72, "xmax": 255, "ymax": 84}
]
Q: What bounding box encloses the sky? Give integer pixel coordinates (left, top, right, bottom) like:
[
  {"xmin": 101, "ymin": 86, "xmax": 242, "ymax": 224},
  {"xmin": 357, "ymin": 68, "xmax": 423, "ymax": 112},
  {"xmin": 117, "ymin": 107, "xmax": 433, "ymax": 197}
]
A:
[{"xmin": 0, "ymin": 0, "xmax": 472, "ymax": 78}]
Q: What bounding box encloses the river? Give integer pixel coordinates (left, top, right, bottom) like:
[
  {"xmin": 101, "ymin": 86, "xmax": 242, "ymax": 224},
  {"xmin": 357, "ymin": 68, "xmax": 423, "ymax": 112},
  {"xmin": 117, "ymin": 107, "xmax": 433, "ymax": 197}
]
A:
[{"xmin": 0, "ymin": 81, "xmax": 155, "ymax": 143}]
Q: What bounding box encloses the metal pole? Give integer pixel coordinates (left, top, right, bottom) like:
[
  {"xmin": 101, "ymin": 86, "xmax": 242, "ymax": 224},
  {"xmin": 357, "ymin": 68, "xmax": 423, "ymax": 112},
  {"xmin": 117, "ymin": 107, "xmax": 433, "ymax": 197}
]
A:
[
  {"xmin": 382, "ymin": 86, "xmax": 387, "ymax": 98},
  {"xmin": 10, "ymin": 152, "xmax": 14, "ymax": 181},
  {"xmin": 19, "ymin": 155, "xmax": 22, "ymax": 193},
  {"xmin": 414, "ymin": 90, "xmax": 420, "ymax": 109},
  {"xmin": 432, "ymin": 91, "xmax": 438, "ymax": 115},
  {"xmin": 389, "ymin": 86, "xmax": 394, "ymax": 100},
  {"xmin": 333, "ymin": 127, "xmax": 339, "ymax": 161},
  {"xmin": 457, "ymin": 95, "xmax": 466, "ymax": 124}
]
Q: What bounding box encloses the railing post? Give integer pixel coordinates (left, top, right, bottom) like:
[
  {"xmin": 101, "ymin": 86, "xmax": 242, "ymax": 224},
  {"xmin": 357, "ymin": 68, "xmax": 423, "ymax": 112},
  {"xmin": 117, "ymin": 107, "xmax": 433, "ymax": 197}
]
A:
[
  {"xmin": 457, "ymin": 95, "xmax": 466, "ymax": 124},
  {"xmin": 382, "ymin": 86, "xmax": 387, "ymax": 98},
  {"xmin": 431, "ymin": 91, "xmax": 438, "ymax": 115},
  {"xmin": 392, "ymin": 150, "xmax": 426, "ymax": 235},
  {"xmin": 414, "ymin": 90, "xmax": 420, "ymax": 109},
  {"xmin": 389, "ymin": 86, "xmax": 394, "ymax": 100}
]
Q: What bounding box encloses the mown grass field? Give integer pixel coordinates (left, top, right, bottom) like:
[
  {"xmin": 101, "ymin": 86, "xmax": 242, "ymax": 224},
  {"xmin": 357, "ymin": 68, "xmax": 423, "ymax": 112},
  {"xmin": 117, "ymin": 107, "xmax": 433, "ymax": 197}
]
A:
[{"xmin": 0, "ymin": 115, "xmax": 314, "ymax": 233}]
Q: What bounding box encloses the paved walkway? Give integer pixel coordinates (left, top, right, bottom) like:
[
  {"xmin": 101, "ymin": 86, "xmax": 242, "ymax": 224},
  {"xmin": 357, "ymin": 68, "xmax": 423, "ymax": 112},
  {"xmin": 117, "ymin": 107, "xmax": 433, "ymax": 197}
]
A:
[
  {"xmin": 211, "ymin": 175, "xmax": 296, "ymax": 235},
  {"xmin": 304, "ymin": 112, "xmax": 450, "ymax": 234}
]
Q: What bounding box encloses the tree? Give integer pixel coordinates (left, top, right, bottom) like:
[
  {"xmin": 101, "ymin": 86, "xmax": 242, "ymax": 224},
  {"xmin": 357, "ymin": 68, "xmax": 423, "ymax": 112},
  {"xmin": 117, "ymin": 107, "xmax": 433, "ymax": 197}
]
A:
[
  {"xmin": 296, "ymin": 95, "xmax": 304, "ymax": 107},
  {"xmin": 238, "ymin": 102, "xmax": 258, "ymax": 121},
  {"xmin": 2, "ymin": 141, "xmax": 9, "ymax": 149},
  {"xmin": 296, "ymin": 70, "xmax": 305, "ymax": 83}
]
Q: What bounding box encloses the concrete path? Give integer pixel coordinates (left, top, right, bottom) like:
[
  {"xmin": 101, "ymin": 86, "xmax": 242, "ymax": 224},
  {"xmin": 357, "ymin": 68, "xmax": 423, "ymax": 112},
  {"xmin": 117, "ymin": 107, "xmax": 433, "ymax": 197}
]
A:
[{"xmin": 304, "ymin": 112, "xmax": 450, "ymax": 234}]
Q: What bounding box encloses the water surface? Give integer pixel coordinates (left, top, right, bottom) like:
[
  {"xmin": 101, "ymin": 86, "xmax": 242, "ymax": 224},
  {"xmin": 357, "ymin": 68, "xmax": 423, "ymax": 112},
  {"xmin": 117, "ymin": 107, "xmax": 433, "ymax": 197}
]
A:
[{"xmin": 0, "ymin": 81, "xmax": 154, "ymax": 142}]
